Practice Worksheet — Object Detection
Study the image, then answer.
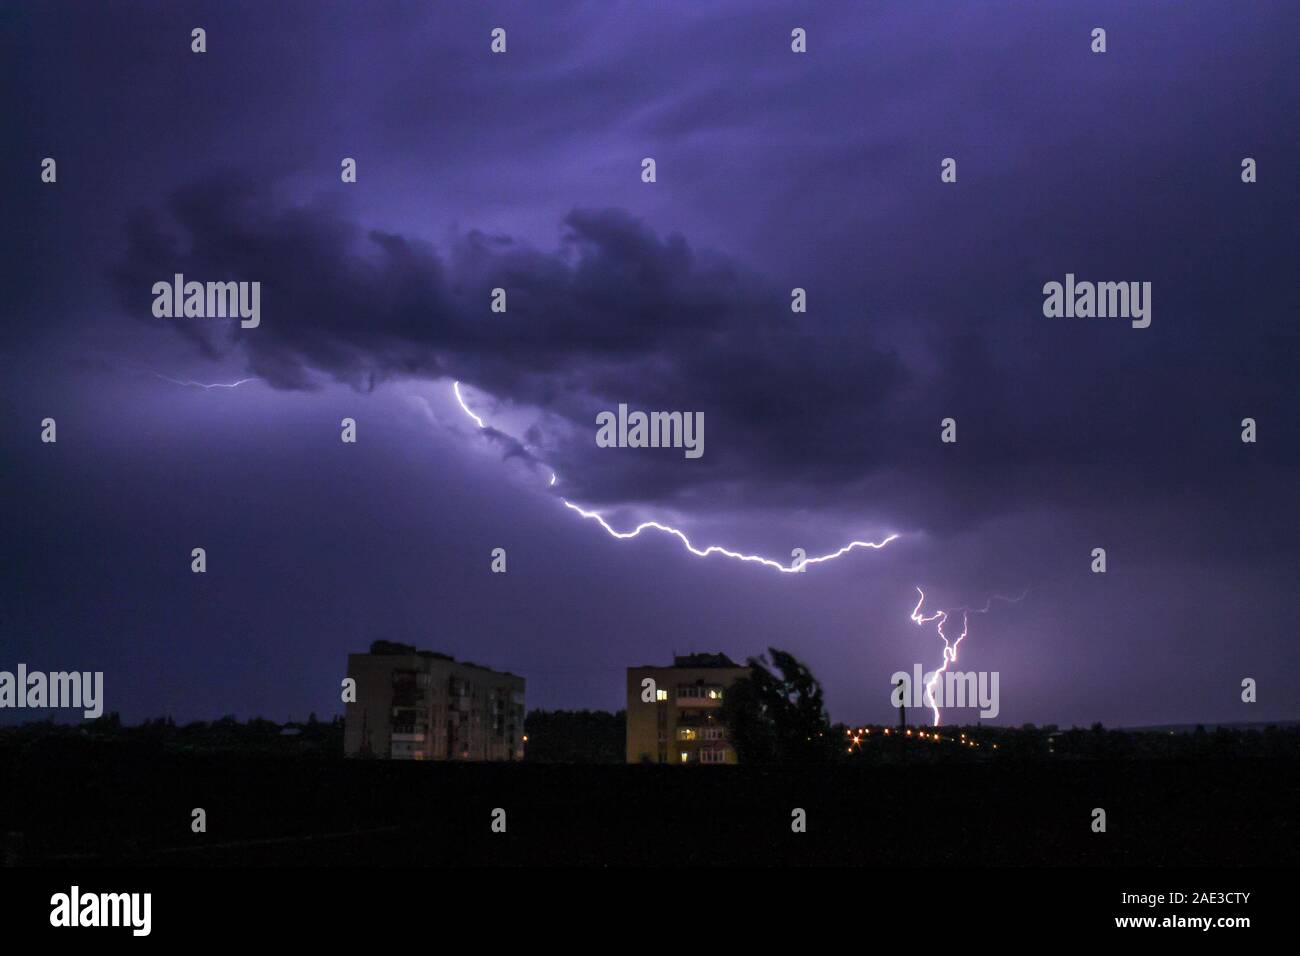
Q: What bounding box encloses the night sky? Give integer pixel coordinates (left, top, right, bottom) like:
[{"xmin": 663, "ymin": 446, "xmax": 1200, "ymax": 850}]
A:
[{"xmin": 2, "ymin": 1, "xmax": 1296, "ymax": 729}]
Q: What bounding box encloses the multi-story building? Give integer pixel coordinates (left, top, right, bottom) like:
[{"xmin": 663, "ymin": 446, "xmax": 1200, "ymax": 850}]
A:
[
  {"xmin": 625, "ymin": 653, "xmax": 750, "ymax": 764},
  {"xmin": 344, "ymin": 641, "xmax": 525, "ymax": 761}
]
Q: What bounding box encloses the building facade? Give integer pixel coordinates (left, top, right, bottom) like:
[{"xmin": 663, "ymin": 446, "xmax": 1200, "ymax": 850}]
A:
[
  {"xmin": 344, "ymin": 641, "xmax": 525, "ymax": 761},
  {"xmin": 625, "ymin": 653, "xmax": 750, "ymax": 764}
]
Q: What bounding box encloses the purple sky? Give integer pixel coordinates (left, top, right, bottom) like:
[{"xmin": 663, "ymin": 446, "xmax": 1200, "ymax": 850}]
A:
[{"xmin": 2, "ymin": 1, "xmax": 1296, "ymax": 728}]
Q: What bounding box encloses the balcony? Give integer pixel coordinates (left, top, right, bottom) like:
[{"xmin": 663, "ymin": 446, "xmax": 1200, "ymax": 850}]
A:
[{"xmin": 675, "ymin": 686, "xmax": 725, "ymax": 707}]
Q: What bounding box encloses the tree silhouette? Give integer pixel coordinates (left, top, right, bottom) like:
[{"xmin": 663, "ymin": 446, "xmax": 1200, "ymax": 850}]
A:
[{"xmin": 720, "ymin": 648, "xmax": 836, "ymax": 765}]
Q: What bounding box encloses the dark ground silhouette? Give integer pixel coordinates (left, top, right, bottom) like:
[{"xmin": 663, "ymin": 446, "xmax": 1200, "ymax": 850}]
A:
[{"xmin": 2, "ymin": 718, "xmax": 1295, "ymax": 866}]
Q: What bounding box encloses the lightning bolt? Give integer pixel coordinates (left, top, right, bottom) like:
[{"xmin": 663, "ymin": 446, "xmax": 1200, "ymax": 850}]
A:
[
  {"xmin": 153, "ymin": 373, "xmax": 258, "ymax": 390},
  {"xmin": 452, "ymin": 380, "xmax": 486, "ymax": 428},
  {"xmin": 909, "ymin": 587, "xmax": 1027, "ymax": 726},
  {"xmin": 453, "ymin": 380, "xmax": 899, "ymax": 573},
  {"xmin": 561, "ymin": 500, "xmax": 897, "ymax": 573}
]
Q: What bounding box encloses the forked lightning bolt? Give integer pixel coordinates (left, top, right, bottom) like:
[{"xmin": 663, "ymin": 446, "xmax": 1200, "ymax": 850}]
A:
[
  {"xmin": 453, "ymin": 380, "xmax": 898, "ymax": 572},
  {"xmin": 909, "ymin": 587, "xmax": 1026, "ymax": 726}
]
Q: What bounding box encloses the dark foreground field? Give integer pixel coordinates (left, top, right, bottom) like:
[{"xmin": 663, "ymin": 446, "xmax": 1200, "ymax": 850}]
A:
[{"xmin": 3, "ymin": 745, "xmax": 1296, "ymax": 867}]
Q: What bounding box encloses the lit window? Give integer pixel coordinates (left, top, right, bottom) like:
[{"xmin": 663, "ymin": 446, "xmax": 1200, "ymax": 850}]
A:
[{"xmin": 656, "ymin": 689, "xmax": 668, "ymax": 701}]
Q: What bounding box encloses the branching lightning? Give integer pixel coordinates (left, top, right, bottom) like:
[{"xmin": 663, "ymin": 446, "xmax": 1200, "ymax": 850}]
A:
[
  {"xmin": 452, "ymin": 380, "xmax": 899, "ymax": 572},
  {"xmin": 153, "ymin": 372, "xmax": 258, "ymax": 390},
  {"xmin": 909, "ymin": 587, "xmax": 1027, "ymax": 726}
]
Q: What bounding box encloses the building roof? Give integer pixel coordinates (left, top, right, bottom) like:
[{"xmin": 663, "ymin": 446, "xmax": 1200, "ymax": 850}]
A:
[
  {"xmin": 364, "ymin": 640, "xmax": 518, "ymax": 676},
  {"xmin": 672, "ymin": 652, "xmax": 740, "ymax": 669},
  {"xmin": 368, "ymin": 639, "xmax": 454, "ymax": 659}
]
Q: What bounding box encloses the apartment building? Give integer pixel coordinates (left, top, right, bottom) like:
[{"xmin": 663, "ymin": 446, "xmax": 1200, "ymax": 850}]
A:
[
  {"xmin": 625, "ymin": 653, "xmax": 750, "ymax": 764},
  {"xmin": 344, "ymin": 641, "xmax": 525, "ymax": 761}
]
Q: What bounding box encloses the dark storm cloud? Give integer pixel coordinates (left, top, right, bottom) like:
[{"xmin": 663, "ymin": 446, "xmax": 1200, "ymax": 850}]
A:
[
  {"xmin": 20, "ymin": 0, "xmax": 1297, "ymax": 546},
  {"xmin": 111, "ymin": 172, "xmax": 1295, "ymax": 544},
  {"xmin": 9, "ymin": 0, "xmax": 1298, "ymax": 561},
  {"xmin": 110, "ymin": 173, "xmax": 768, "ymax": 389}
]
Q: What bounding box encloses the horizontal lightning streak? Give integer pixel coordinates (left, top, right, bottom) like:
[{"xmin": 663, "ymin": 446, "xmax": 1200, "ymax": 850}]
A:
[
  {"xmin": 153, "ymin": 373, "xmax": 257, "ymax": 390},
  {"xmin": 452, "ymin": 380, "xmax": 899, "ymax": 572},
  {"xmin": 562, "ymin": 500, "xmax": 898, "ymax": 573}
]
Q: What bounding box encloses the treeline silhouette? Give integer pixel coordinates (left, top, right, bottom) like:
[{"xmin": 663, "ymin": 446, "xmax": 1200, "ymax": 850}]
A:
[
  {"xmin": 0, "ymin": 713, "xmax": 344, "ymax": 757},
  {"xmin": 523, "ymin": 709, "xmax": 625, "ymax": 763},
  {"xmin": 0, "ymin": 710, "xmax": 628, "ymax": 764},
  {"xmin": 1, "ymin": 711, "xmax": 1295, "ymax": 763}
]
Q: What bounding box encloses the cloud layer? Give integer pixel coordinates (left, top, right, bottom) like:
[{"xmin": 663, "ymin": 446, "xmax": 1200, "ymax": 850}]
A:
[{"xmin": 112, "ymin": 171, "xmax": 1295, "ymax": 549}]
